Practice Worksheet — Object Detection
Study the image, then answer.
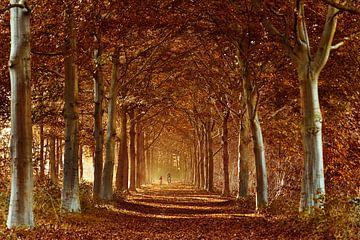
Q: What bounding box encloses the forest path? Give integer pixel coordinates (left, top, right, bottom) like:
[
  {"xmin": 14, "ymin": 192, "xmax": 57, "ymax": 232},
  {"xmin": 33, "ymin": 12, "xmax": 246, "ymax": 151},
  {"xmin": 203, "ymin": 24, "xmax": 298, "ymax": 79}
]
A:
[{"xmin": 2, "ymin": 183, "xmax": 302, "ymax": 239}]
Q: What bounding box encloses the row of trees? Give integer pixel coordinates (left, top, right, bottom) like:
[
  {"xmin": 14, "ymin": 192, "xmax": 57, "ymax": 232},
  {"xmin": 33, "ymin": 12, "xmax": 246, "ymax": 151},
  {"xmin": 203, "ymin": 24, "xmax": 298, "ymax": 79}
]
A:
[{"xmin": 1, "ymin": 0, "xmax": 359, "ymax": 229}]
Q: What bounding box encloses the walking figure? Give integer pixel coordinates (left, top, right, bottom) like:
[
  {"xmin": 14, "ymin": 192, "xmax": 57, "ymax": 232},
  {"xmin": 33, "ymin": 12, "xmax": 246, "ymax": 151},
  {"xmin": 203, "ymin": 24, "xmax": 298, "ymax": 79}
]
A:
[
  {"xmin": 159, "ymin": 176, "xmax": 163, "ymax": 185},
  {"xmin": 167, "ymin": 173, "xmax": 171, "ymax": 184}
]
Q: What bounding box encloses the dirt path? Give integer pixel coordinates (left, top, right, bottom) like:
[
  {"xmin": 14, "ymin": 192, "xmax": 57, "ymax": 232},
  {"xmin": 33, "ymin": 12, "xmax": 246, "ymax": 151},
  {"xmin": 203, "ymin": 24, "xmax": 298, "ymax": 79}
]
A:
[{"xmin": 1, "ymin": 183, "xmax": 312, "ymax": 239}]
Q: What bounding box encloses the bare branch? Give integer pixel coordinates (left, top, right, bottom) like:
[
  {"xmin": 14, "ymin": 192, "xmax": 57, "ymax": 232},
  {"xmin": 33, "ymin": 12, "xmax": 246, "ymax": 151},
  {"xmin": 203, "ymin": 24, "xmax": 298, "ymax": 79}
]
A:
[
  {"xmin": 31, "ymin": 50, "xmax": 63, "ymax": 56},
  {"xmin": 314, "ymin": 6, "xmax": 339, "ymax": 72},
  {"xmin": 331, "ymin": 41, "xmax": 344, "ymax": 50},
  {"xmin": 323, "ymin": 0, "xmax": 360, "ymax": 15}
]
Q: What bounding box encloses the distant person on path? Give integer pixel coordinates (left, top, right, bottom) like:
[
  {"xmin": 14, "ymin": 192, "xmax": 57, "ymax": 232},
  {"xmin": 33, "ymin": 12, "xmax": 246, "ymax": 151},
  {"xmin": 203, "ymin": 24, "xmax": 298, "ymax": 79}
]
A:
[
  {"xmin": 159, "ymin": 176, "xmax": 163, "ymax": 185},
  {"xmin": 167, "ymin": 173, "xmax": 171, "ymax": 184}
]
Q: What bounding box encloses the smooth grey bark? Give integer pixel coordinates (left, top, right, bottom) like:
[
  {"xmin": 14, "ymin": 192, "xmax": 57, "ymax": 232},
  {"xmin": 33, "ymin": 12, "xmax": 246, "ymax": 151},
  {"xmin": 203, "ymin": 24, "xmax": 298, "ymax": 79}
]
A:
[
  {"xmin": 61, "ymin": 6, "xmax": 80, "ymax": 213},
  {"xmin": 7, "ymin": 0, "xmax": 34, "ymax": 228},
  {"xmin": 129, "ymin": 109, "xmax": 136, "ymax": 191},
  {"xmin": 222, "ymin": 109, "xmax": 230, "ymax": 196},
  {"xmin": 101, "ymin": 48, "xmax": 120, "ymax": 200},
  {"xmin": 295, "ymin": 4, "xmax": 338, "ymax": 213},
  {"xmin": 252, "ymin": 0, "xmax": 339, "ymax": 213},
  {"xmin": 245, "ymin": 66, "xmax": 268, "ymax": 210},
  {"xmin": 93, "ymin": 32, "xmax": 104, "ymax": 200}
]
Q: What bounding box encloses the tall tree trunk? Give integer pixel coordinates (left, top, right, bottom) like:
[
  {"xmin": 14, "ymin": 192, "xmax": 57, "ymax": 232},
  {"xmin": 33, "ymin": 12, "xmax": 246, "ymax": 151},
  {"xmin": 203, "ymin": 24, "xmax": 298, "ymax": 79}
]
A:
[
  {"xmin": 245, "ymin": 72, "xmax": 268, "ymax": 210},
  {"xmin": 222, "ymin": 110, "xmax": 230, "ymax": 196},
  {"xmin": 238, "ymin": 108, "xmax": 251, "ymax": 198},
  {"xmin": 101, "ymin": 48, "xmax": 120, "ymax": 200},
  {"xmin": 136, "ymin": 123, "xmax": 143, "ymax": 188},
  {"xmin": 295, "ymin": 5, "xmax": 338, "ymax": 213},
  {"xmin": 116, "ymin": 108, "xmax": 128, "ymax": 191},
  {"xmin": 207, "ymin": 120, "xmax": 214, "ymax": 192},
  {"xmin": 129, "ymin": 109, "xmax": 136, "ymax": 191},
  {"xmin": 39, "ymin": 124, "xmax": 45, "ymax": 179},
  {"xmin": 93, "ymin": 32, "xmax": 104, "ymax": 200},
  {"xmin": 58, "ymin": 139, "xmax": 63, "ymax": 174},
  {"xmin": 7, "ymin": 0, "xmax": 33, "ymax": 228},
  {"xmin": 49, "ymin": 135, "xmax": 57, "ymax": 183},
  {"xmin": 61, "ymin": 6, "xmax": 80, "ymax": 212}
]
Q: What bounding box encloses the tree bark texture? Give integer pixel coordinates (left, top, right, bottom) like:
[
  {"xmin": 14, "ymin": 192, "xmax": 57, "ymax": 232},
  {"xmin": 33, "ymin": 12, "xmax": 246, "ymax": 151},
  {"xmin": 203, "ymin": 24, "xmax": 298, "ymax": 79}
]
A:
[
  {"xmin": 101, "ymin": 48, "xmax": 120, "ymax": 200},
  {"xmin": 116, "ymin": 108, "xmax": 128, "ymax": 191},
  {"xmin": 93, "ymin": 32, "xmax": 104, "ymax": 200},
  {"xmin": 292, "ymin": 3, "xmax": 338, "ymax": 213},
  {"xmin": 7, "ymin": 0, "xmax": 34, "ymax": 228},
  {"xmin": 61, "ymin": 6, "xmax": 80, "ymax": 213}
]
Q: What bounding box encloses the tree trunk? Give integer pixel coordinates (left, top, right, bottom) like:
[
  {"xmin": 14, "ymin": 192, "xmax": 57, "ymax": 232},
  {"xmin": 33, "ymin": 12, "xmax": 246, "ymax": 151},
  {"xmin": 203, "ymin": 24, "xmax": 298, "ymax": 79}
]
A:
[
  {"xmin": 222, "ymin": 110, "xmax": 230, "ymax": 196},
  {"xmin": 295, "ymin": 5, "xmax": 338, "ymax": 213},
  {"xmin": 246, "ymin": 77, "xmax": 268, "ymax": 210},
  {"xmin": 7, "ymin": 0, "xmax": 34, "ymax": 228},
  {"xmin": 298, "ymin": 64, "xmax": 325, "ymax": 212},
  {"xmin": 199, "ymin": 133, "xmax": 205, "ymax": 189},
  {"xmin": 101, "ymin": 48, "xmax": 120, "ymax": 200},
  {"xmin": 78, "ymin": 144, "xmax": 83, "ymax": 180},
  {"xmin": 136, "ymin": 123, "xmax": 143, "ymax": 188},
  {"xmin": 49, "ymin": 135, "xmax": 57, "ymax": 183},
  {"xmin": 204, "ymin": 126, "xmax": 209, "ymax": 190},
  {"xmin": 207, "ymin": 120, "xmax": 214, "ymax": 192},
  {"xmin": 61, "ymin": 6, "xmax": 80, "ymax": 213},
  {"xmin": 238, "ymin": 81, "xmax": 251, "ymax": 198},
  {"xmin": 39, "ymin": 124, "xmax": 45, "ymax": 179},
  {"xmin": 129, "ymin": 109, "xmax": 136, "ymax": 191},
  {"xmin": 93, "ymin": 32, "xmax": 104, "ymax": 200},
  {"xmin": 116, "ymin": 108, "xmax": 128, "ymax": 191}
]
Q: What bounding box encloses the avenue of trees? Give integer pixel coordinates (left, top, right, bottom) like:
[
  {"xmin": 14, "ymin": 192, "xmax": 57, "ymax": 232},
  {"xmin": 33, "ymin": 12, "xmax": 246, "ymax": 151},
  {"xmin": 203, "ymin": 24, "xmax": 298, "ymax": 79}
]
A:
[{"xmin": 0, "ymin": 0, "xmax": 359, "ymax": 229}]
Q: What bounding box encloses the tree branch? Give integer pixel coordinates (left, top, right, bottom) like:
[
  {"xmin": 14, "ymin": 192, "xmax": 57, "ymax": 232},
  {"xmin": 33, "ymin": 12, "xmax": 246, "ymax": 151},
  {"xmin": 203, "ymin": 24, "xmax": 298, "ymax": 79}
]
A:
[
  {"xmin": 314, "ymin": 5, "xmax": 339, "ymax": 72},
  {"xmin": 323, "ymin": 0, "xmax": 360, "ymax": 15}
]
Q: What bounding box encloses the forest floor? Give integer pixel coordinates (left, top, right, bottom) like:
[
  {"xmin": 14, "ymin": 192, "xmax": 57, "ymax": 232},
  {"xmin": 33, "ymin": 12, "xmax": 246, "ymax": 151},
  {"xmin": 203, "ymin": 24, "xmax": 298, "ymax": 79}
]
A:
[{"xmin": 0, "ymin": 183, "xmax": 355, "ymax": 239}]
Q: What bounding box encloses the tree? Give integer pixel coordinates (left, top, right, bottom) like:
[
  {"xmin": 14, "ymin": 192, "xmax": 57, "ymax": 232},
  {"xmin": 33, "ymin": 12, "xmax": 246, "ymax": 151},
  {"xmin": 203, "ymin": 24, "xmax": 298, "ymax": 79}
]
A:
[
  {"xmin": 61, "ymin": 4, "xmax": 80, "ymax": 212},
  {"xmin": 252, "ymin": 0, "xmax": 342, "ymax": 212},
  {"xmin": 6, "ymin": 0, "xmax": 34, "ymax": 228}
]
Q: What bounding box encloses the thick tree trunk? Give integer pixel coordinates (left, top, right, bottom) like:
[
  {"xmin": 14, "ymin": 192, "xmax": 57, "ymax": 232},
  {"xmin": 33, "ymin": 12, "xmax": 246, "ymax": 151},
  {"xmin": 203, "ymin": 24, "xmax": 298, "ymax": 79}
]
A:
[
  {"xmin": 222, "ymin": 110, "xmax": 230, "ymax": 196},
  {"xmin": 7, "ymin": 0, "xmax": 34, "ymax": 228},
  {"xmin": 93, "ymin": 32, "xmax": 104, "ymax": 200},
  {"xmin": 298, "ymin": 64, "xmax": 325, "ymax": 212},
  {"xmin": 49, "ymin": 135, "xmax": 57, "ymax": 183},
  {"xmin": 61, "ymin": 6, "xmax": 80, "ymax": 212},
  {"xmin": 238, "ymin": 110, "xmax": 251, "ymax": 198},
  {"xmin": 129, "ymin": 109, "xmax": 136, "ymax": 191},
  {"xmin": 207, "ymin": 120, "xmax": 214, "ymax": 192},
  {"xmin": 119, "ymin": 108, "xmax": 129, "ymax": 191},
  {"xmin": 295, "ymin": 5, "xmax": 338, "ymax": 213},
  {"xmin": 101, "ymin": 48, "xmax": 120, "ymax": 200}
]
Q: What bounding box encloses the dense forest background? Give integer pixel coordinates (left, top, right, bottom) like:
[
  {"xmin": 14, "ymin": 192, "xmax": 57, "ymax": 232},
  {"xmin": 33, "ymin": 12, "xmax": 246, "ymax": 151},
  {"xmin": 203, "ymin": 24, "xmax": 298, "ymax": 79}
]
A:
[{"xmin": 0, "ymin": 0, "xmax": 359, "ymax": 239}]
